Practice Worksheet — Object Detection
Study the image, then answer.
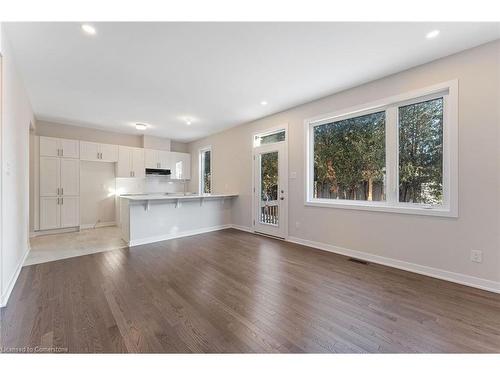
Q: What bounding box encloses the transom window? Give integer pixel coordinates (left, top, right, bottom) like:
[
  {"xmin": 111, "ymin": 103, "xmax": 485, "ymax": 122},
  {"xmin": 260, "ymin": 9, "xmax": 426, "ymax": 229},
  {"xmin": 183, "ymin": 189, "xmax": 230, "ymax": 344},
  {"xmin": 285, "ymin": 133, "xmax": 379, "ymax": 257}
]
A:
[
  {"xmin": 305, "ymin": 81, "xmax": 457, "ymax": 217},
  {"xmin": 199, "ymin": 147, "xmax": 212, "ymax": 194},
  {"xmin": 254, "ymin": 129, "xmax": 286, "ymax": 147}
]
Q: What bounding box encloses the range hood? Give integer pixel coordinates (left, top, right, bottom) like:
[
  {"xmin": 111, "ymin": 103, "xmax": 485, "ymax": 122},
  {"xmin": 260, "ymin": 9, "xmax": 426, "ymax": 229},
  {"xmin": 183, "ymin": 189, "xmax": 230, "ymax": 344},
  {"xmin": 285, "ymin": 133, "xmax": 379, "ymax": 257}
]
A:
[{"xmin": 145, "ymin": 168, "xmax": 171, "ymax": 176}]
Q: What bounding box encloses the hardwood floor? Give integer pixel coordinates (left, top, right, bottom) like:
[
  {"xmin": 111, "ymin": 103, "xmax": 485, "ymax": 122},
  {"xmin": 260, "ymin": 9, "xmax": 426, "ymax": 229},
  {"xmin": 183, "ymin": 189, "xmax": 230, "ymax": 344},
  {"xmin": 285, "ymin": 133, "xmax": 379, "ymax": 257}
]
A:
[{"xmin": 1, "ymin": 228, "xmax": 500, "ymax": 353}]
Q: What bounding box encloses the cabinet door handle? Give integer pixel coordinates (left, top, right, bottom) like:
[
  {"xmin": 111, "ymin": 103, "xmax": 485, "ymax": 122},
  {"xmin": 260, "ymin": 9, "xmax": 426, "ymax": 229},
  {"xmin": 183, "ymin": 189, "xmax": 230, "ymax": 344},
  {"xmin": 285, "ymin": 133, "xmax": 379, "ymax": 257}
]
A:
[
  {"xmin": 61, "ymin": 197, "xmax": 63, "ymax": 205},
  {"xmin": 61, "ymin": 188, "xmax": 64, "ymax": 195},
  {"xmin": 57, "ymin": 198, "xmax": 60, "ymax": 205},
  {"xmin": 61, "ymin": 149, "xmax": 63, "ymax": 157}
]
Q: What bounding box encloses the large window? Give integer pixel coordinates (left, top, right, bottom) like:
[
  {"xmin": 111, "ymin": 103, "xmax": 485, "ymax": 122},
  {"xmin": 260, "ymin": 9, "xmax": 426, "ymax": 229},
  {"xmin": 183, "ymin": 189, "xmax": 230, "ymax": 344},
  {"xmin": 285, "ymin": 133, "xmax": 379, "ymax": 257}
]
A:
[
  {"xmin": 313, "ymin": 111, "xmax": 386, "ymax": 202},
  {"xmin": 199, "ymin": 147, "xmax": 212, "ymax": 194},
  {"xmin": 306, "ymin": 81, "xmax": 457, "ymax": 216}
]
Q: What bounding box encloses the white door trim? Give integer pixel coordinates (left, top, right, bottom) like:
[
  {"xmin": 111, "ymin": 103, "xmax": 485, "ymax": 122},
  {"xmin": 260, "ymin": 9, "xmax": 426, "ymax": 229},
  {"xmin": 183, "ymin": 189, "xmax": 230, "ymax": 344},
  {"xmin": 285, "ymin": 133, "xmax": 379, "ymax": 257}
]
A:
[{"xmin": 251, "ymin": 124, "xmax": 289, "ymax": 239}]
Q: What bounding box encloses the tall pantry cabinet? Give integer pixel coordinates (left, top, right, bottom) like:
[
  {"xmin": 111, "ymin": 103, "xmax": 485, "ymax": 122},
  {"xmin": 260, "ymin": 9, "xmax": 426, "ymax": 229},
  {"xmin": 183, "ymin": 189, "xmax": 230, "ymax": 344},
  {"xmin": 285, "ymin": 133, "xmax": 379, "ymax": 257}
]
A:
[{"xmin": 39, "ymin": 136, "xmax": 80, "ymax": 230}]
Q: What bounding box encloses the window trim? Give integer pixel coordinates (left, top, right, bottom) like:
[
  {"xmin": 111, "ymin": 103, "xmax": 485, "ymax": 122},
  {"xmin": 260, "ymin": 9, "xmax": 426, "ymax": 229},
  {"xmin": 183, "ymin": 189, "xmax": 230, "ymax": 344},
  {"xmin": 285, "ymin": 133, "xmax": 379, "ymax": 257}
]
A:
[
  {"xmin": 304, "ymin": 80, "xmax": 458, "ymax": 217},
  {"xmin": 198, "ymin": 146, "xmax": 212, "ymax": 195}
]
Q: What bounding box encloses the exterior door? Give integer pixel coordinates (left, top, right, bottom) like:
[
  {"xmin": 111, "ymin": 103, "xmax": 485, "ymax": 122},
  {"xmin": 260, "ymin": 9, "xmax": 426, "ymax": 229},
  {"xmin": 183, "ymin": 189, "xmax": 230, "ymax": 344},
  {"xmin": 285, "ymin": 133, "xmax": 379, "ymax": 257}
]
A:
[{"xmin": 253, "ymin": 142, "xmax": 287, "ymax": 238}]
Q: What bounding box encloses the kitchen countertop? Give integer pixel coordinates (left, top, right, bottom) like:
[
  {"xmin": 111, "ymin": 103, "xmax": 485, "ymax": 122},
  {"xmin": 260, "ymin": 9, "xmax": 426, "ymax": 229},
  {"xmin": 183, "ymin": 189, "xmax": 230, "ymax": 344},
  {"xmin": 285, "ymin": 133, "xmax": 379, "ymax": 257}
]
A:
[{"xmin": 120, "ymin": 193, "xmax": 238, "ymax": 201}]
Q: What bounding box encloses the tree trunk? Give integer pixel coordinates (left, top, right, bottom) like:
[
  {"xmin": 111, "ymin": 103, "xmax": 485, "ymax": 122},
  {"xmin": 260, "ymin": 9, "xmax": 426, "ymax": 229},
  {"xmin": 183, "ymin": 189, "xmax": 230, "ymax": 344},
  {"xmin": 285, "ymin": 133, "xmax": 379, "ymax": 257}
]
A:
[{"xmin": 367, "ymin": 177, "xmax": 373, "ymax": 201}]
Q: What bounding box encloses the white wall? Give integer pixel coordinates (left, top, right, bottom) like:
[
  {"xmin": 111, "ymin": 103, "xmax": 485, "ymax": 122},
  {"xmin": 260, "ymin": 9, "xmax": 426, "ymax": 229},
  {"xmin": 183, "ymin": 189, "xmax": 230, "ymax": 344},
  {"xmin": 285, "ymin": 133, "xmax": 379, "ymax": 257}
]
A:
[
  {"xmin": 80, "ymin": 161, "xmax": 116, "ymax": 227},
  {"xmin": 0, "ymin": 27, "xmax": 35, "ymax": 306},
  {"xmin": 188, "ymin": 40, "xmax": 500, "ymax": 290}
]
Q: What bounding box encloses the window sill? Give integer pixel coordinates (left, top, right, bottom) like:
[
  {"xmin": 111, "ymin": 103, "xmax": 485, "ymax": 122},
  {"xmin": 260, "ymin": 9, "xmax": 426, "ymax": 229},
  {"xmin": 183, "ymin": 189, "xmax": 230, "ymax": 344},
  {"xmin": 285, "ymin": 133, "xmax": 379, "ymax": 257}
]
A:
[{"xmin": 305, "ymin": 199, "xmax": 458, "ymax": 218}]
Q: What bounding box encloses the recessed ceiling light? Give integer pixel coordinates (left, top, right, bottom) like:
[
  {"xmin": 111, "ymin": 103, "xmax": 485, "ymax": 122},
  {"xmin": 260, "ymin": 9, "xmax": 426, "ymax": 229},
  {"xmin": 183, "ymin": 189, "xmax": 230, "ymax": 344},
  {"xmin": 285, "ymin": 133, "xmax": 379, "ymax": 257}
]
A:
[
  {"xmin": 135, "ymin": 123, "xmax": 147, "ymax": 131},
  {"xmin": 185, "ymin": 118, "xmax": 192, "ymax": 125},
  {"xmin": 260, "ymin": 101, "xmax": 268, "ymax": 106},
  {"xmin": 426, "ymin": 29, "xmax": 440, "ymax": 39},
  {"xmin": 81, "ymin": 24, "xmax": 97, "ymax": 35}
]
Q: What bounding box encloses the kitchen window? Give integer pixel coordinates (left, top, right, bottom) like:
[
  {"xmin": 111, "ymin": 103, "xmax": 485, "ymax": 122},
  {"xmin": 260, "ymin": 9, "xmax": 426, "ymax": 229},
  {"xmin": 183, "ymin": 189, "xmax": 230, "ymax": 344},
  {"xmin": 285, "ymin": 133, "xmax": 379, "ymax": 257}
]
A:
[
  {"xmin": 305, "ymin": 80, "xmax": 458, "ymax": 217},
  {"xmin": 199, "ymin": 146, "xmax": 212, "ymax": 194}
]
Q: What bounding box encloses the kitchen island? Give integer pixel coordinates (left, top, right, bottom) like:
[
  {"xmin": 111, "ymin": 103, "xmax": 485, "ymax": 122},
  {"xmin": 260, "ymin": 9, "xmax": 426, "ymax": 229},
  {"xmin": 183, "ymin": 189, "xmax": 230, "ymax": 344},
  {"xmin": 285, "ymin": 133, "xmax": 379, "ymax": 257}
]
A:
[{"xmin": 119, "ymin": 193, "xmax": 238, "ymax": 246}]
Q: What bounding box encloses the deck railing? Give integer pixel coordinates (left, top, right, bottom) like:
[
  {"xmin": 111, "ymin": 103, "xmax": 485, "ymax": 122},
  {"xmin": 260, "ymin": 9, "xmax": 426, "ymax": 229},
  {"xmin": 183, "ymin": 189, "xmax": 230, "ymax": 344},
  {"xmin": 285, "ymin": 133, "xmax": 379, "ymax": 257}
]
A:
[{"xmin": 260, "ymin": 200, "xmax": 278, "ymax": 225}]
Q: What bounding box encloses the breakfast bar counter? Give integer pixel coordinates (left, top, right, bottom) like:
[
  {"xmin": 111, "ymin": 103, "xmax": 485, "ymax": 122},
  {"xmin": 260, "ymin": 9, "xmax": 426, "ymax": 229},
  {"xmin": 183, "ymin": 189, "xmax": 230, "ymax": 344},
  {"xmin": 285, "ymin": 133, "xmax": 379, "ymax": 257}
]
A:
[{"xmin": 119, "ymin": 193, "xmax": 238, "ymax": 246}]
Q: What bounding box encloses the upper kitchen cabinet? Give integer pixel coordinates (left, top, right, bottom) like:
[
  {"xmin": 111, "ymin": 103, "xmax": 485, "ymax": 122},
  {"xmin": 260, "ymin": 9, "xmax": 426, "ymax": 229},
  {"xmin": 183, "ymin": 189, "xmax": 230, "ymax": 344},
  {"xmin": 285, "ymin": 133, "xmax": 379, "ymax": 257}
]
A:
[
  {"xmin": 80, "ymin": 141, "xmax": 118, "ymax": 162},
  {"xmin": 145, "ymin": 149, "xmax": 170, "ymax": 170},
  {"xmin": 169, "ymin": 152, "xmax": 191, "ymax": 180},
  {"xmin": 40, "ymin": 136, "xmax": 79, "ymax": 158},
  {"xmin": 116, "ymin": 146, "xmax": 145, "ymax": 178}
]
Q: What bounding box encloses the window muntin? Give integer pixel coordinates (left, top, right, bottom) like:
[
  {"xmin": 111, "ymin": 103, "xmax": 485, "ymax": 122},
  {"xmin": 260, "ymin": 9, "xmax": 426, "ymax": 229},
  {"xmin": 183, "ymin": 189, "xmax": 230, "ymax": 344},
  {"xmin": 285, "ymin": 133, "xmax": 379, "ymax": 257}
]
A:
[
  {"xmin": 305, "ymin": 82, "xmax": 456, "ymax": 216},
  {"xmin": 398, "ymin": 97, "xmax": 443, "ymax": 205},
  {"xmin": 199, "ymin": 148, "xmax": 212, "ymax": 194},
  {"xmin": 313, "ymin": 111, "xmax": 386, "ymax": 201}
]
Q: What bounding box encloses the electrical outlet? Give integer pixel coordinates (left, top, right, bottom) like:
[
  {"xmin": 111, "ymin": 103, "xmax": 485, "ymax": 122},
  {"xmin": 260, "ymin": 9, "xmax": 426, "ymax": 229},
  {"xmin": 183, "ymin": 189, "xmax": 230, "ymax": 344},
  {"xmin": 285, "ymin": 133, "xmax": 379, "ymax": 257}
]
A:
[{"xmin": 471, "ymin": 249, "xmax": 483, "ymax": 263}]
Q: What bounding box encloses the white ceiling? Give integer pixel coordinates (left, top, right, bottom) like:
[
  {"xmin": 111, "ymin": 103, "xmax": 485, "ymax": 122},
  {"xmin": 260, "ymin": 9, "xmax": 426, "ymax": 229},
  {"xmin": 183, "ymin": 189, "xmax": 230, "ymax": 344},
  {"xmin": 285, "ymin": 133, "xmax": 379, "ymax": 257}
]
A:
[{"xmin": 5, "ymin": 22, "xmax": 500, "ymax": 142}]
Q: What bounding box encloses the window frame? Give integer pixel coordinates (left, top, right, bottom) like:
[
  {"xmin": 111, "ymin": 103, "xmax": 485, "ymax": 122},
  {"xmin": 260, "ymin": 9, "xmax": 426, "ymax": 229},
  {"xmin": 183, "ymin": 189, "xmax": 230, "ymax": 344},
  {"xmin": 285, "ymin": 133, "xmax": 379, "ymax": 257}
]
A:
[
  {"xmin": 198, "ymin": 146, "xmax": 212, "ymax": 195},
  {"xmin": 304, "ymin": 80, "xmax": 458, "ymax": 217}
]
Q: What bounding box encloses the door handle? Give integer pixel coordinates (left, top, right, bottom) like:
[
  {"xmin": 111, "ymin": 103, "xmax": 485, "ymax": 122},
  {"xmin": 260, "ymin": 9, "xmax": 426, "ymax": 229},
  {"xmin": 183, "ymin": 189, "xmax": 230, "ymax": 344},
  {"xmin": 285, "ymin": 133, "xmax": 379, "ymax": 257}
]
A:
[
  {"xmin": 61, "ymin": 197, "xmax": 63, "ymax": 205},
  {"xmin": 61, "ymin": 188, "xmax": 63, "ymax": 195}
]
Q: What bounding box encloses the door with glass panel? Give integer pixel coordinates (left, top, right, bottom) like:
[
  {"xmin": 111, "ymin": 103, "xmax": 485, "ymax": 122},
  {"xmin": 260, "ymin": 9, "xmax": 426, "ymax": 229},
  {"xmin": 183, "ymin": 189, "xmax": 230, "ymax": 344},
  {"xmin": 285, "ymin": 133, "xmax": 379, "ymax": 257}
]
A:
[{"xmin": 253, "ymin": 141, "xmax": 287, "ymax": 238}]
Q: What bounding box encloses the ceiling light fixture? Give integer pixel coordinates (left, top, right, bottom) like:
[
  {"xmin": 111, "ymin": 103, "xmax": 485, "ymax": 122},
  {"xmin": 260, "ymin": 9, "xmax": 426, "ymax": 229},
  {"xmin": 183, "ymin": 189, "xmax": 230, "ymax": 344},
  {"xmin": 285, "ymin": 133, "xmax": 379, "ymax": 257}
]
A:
[
  {"xmin": 81, "ymin": 24, "xmax": 97, "ymax": 35},
  {"xmin": 185, "ymin": 119, "xmax": 192, "ymax": 125},
  {"xmin": 426, "ymin": 29, "xmax": 440, "ymax": 39},
  {"xmin": 260, "ymin": 101, "xmax": 268, "ymax": 106},
  {"xmin": 135, "ymin": 123, "xmax": 147, "ymax": 131}
]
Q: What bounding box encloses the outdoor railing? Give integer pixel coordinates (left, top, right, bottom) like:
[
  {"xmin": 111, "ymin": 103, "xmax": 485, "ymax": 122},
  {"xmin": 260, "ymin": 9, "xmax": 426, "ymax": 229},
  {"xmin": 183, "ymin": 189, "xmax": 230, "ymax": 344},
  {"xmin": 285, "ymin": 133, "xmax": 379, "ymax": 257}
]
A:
[{"xmin": 260, "ymin": 200, "xmax": 278, "ymax": 225}]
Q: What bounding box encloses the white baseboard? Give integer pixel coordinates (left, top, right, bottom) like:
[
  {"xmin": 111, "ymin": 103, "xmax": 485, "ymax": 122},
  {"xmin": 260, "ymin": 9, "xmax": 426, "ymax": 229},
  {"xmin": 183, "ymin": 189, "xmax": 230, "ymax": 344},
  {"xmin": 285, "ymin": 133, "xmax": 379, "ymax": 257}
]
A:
[
  {"xmin": 79, "ymin": 221, "xmax": 116, "ymax": 230},
  {"xmin": 0, "ymin": 246, "xmax": 30, "ymax": 308},
  {"xmin": 287, "ymin": 236, "xmax": 500, "ymax": 294},
  {"xmin": 128, "ymin": 224, "xmax": 233, "ymax": 246},
  {"xmin": 230, "ymin": 224, "xmax": 254, "ymax": 233},
  {"xmin": 30, "ymin": 227, "xmax": 79, "ymax": 237}
]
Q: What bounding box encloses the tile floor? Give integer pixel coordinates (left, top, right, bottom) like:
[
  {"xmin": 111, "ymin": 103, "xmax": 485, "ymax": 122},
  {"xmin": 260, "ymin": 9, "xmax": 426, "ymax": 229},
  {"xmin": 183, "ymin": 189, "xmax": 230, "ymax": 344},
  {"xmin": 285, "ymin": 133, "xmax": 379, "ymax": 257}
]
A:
[{"xmin": 26, "ymin": 226, "xmax": 127, "ymax": 266}]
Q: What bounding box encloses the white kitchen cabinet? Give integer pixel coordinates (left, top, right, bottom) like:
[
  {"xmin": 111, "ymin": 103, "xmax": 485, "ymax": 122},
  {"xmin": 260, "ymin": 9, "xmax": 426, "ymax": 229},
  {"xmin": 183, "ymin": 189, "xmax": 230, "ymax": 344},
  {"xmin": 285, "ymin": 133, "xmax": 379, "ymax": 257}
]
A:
[
  {"xmin": 116, "ymin": 146, "xmax": 145, "ymax": 177},
  {"xmin": 40, "ymin": 197, "xmax": 60, "ymax": 230},
  {"xmin": 40, "ymin": 196, "xmax": 79, "ymax": 230},
  {"xmin": 100, "ymin": 143, "xmax": 119, "ymax": 162},
  {"xmin": 169, "ymin": 152, "xmax": 191, "ymax": 180},
  {"xmin": 145, "ymin": 149, "xmax": 159, "ymax": 169},
  {"xmin": 60, "ymin": 159, "xmax": 80, "ymax": 196},
  {"xmin": 60, "ymin": 196, "xmax": 80, "ymax": 228},
  {"xmin": 80, "ymin": 141, "xmax": 118, "ymax": 162},
  {"xmin": 132, "ymin": 148, "xmax": 145, "ymax": 178},
  {"xmin": 145, "ymin": 149, "xmax": 170, "ymax": 169},
  {"xmin": 40, "ymin": 136, "xmax": 79, "ymax": 158},
  {"xmin": 40, "ymin": 157, "xmax": 79, "ymax": 196},
  {"xmin": 39, "ymin": 150, "xmax": 80, "ymax": 230},
  {"xmin": 39, "ymin": 137, "xmax": 60, "ymax": 157},
  {"xmin": 80, "ymin": 141, "xmax": 100, "ymax": 161},
  {"xmin": 40, "ymin": 157, "xmax": 60, "ymax": 196}
]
